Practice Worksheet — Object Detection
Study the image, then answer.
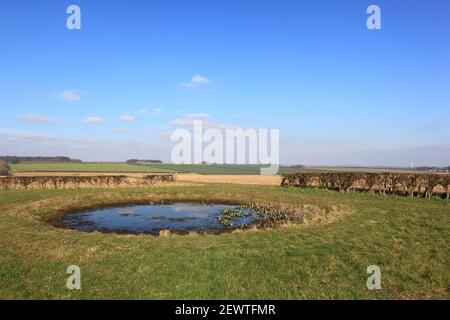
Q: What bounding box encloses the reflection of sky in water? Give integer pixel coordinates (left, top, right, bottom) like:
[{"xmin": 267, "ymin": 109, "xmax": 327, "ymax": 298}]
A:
[
  {"xmin": 170, "ymin": 203, "xmax": 219, "ymax": 217},
  {"xmin": 63, "ymin": 203, "xmax": 255, "ymax": 236},
  {"xmin": 117, "ymin": 207, "xmax": 136, "ymax": 215}
]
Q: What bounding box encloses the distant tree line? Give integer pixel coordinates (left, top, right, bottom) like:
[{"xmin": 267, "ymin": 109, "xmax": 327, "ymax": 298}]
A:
[
  {"xmin": 126, "ymin": 159, "xmax": 162, "ymax": 164},
  {"xmin": 415, "ymin": 166, "xmax": 450, "ymax": 173},
  {"xmin": 0, "ymin": 159, "xmax": 9, "ymax": 176},
  {"xmin": 0, "ymin": 156, "xmax": 82, "ymax": 164},
  {"xmin": 290, "ymin": 165, "xmax": 305, "ymax": 168}
]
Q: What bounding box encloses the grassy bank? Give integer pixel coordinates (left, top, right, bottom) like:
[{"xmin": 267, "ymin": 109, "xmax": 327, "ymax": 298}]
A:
[{"xmin": 0, "ymin": 185, "xmax": 448, "ymax": 299}]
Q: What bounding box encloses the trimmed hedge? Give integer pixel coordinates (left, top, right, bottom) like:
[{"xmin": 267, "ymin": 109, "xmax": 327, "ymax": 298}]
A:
[
  {"xmin": 0, "ymin": 160, "xmax": 9, "ymax": 176},
  {"xmin": 0, "ymin": 174, "xmax": 175, "ymax": 190},
  {"xmin": 281, "ymin": 172, "xmax": 450, "ymax": 198}
]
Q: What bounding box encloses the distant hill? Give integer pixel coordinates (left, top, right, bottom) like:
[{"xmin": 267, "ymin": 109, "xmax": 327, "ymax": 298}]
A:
[{"xmin": 0, "ymin": 156, "xmax": 82, "ymax": 164}]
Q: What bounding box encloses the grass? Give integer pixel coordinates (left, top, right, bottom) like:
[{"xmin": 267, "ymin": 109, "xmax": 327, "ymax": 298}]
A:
[
  {"xmin": 0, "ymin": 184, "xmax": 448, "ymax": 299},
  {"xmin": 9, "ymin": 163, "xmax": 174, "ymax": 173}
]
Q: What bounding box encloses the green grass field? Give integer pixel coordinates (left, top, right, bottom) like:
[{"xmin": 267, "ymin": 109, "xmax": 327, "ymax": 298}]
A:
[{"xmin": 0, "ymin": 184, "xmax": 448, "ymax": 299}]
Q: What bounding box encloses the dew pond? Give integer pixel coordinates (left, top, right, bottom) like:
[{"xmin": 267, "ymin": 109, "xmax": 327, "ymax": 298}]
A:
[{"xmin": 62, "ymin": 202, "xmax": 263, "ymax": 236}]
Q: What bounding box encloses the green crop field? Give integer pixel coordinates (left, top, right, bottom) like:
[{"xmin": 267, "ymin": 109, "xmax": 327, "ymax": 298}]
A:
[
  {"xmin": 0, "ymin": 184, "xmax": 448, "ymax": 299},
  {"xmin": 133, "ymin": 163, "xmax": 417, "ymax": 175},
  {"xmin": 9, "ymin": 162, "xmax": 302, "ymax": 175},
  {"xmin": 8, "ymin": 162, "xmax": 421, "ymax": 175},
  {"xmin": 9, "ymin": 163, "xmax": 174, "ymax": 173},
  {"xmin": 141, "ymin": 163, "xmax": 307, "ymax": 175}
]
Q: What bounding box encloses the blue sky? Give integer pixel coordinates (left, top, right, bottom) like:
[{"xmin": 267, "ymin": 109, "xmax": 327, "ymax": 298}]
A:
[{"xmin": 0, "ymin": 0, "xmax": 449, "ymax": 166}]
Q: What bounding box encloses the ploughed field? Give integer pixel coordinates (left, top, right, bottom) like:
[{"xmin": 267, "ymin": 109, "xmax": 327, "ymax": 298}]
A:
[{"xmin": 0, "ymin": 184, "xmax": 448, "ymax": 299}]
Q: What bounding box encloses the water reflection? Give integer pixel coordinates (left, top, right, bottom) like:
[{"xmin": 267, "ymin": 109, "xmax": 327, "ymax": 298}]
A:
[{"xmin": 63, "ymin": 203, "xmax": 258, "ymax": 236}]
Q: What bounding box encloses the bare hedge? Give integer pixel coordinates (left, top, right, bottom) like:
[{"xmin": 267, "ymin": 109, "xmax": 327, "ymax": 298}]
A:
[
  {"xmin": 0, "ymin": 160, "xmax": 9, "ymax": 176},
  {"xmin": 281, "ymin": 172, "xmax": 450, "ymax": 198},
  {"xmin": 0, "ymin": 174, "xmax": 175, "ymax": 190}
]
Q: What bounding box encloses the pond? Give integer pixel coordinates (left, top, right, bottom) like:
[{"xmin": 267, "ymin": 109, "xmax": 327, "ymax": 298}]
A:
[{"xmin": 62, "ymin": 202, "xmax": 261, "ymax": 235}]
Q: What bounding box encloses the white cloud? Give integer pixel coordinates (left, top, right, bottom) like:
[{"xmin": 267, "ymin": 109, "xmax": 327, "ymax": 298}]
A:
[
  {"xmin": 83, "ymin": 117, "xmax": 105, "ymax": 124},
  {"xmin": 118, "ymin": 114, "xmax": 136, "ymax": 122},
  {"xmin": 170, "ymin": 113, "xmax": 240, "ymax": 132},
  {"xmin": 137, "ymin": 108, "xmax": 163, "ymax": 116},
  {"xmin": 54, "ymin": 90, "xmax": 81, "ymax": 102},
  {"xmin": 170, "ymin": 113, "xmax": 211, "ymax": 126},
  {"xmin": 19, "ymin": 114, "xmax": 58, "ymax": 124},
  {"xmin": 180, "ymin": 75, "xmax": 211, "ymax": 88}
]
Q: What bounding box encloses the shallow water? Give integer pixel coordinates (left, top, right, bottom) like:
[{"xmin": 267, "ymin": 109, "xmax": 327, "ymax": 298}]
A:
[{"xmin": 63, "ymin": 203, "xmax": 258, "ymax": 235}]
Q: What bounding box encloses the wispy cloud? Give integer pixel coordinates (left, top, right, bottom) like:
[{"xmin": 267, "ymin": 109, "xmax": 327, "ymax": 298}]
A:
[
  {"xmin": 53, "ymin": 90, "xmax": 81, "ymax": 102},
  {"xmin": 137, "ymin": 108, "xmax": 163, "ymax": 116},
  {"xmin": 0, "ymin": 128, "xmax": 169, "ymax": 162},
  {"xmin": 19, "ymin": 114, "xmax": 58, "ymax": 124},
  {"xmin": 83, "ymin": 117, "xmax": 105, "ymax": 124},
  {"xmin": 170, "ymin": 113, "xmax": 211, "ymax": 126},
  {"xmin": 180, "ymin": 75, "xmax": 211, "ymax": 88},
  {"xmin": 170, "ymin": 113, "xmax": 239, "ymax": 131},
  {"xmin": 118, "ymin": 114, "xmax": 136, "ymax": 122}
]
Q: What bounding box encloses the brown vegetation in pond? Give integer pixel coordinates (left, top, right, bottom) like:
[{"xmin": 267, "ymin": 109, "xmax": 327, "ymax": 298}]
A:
[
  {"xmin": 281, "ymin": 172, "xmax": 450, "ymax": 198},
  {"xmin": 218, "ymin": 202, "xmax": 349, "ymax": 229}
]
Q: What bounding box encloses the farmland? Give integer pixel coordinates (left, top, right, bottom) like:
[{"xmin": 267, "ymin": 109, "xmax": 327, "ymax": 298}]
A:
[
  {"xmin": 0, "ymin": 184, "xmax": 448, "ymax": 299},
  {"xmin": 2, "ymin": 161, "xmax": 449, "ymax": 299},
  {"xmin": 9, "ymin": 162, "xmax": 300, "ymax": 175},
  {"xmin": 140, "ymin": 163, "xmax": 302, "ymax": 175},
  {"xmin": 9, "ymin": 162, "xmax": 421, "ymax": 175}
]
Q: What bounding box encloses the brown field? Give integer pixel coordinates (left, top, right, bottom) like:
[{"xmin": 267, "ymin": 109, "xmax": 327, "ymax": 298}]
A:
[{"xmin": 177, "ymin": 173, "xmax": 282, "ymax": 185}]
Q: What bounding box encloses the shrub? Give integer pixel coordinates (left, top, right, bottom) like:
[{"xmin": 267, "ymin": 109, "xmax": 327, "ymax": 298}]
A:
[{"xmin": 0, "ymin": 159, "xmax": 10, "ymax": 176}]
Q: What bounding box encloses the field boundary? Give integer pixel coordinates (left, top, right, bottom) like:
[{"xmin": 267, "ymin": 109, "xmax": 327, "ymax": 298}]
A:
[
  {"xmin": 0, "ymin": 174, "xmax": 175, "ymax": 190},
  {"xmin": 281, "ymin": 172, "xmax": 450, "ymax": 198}
]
